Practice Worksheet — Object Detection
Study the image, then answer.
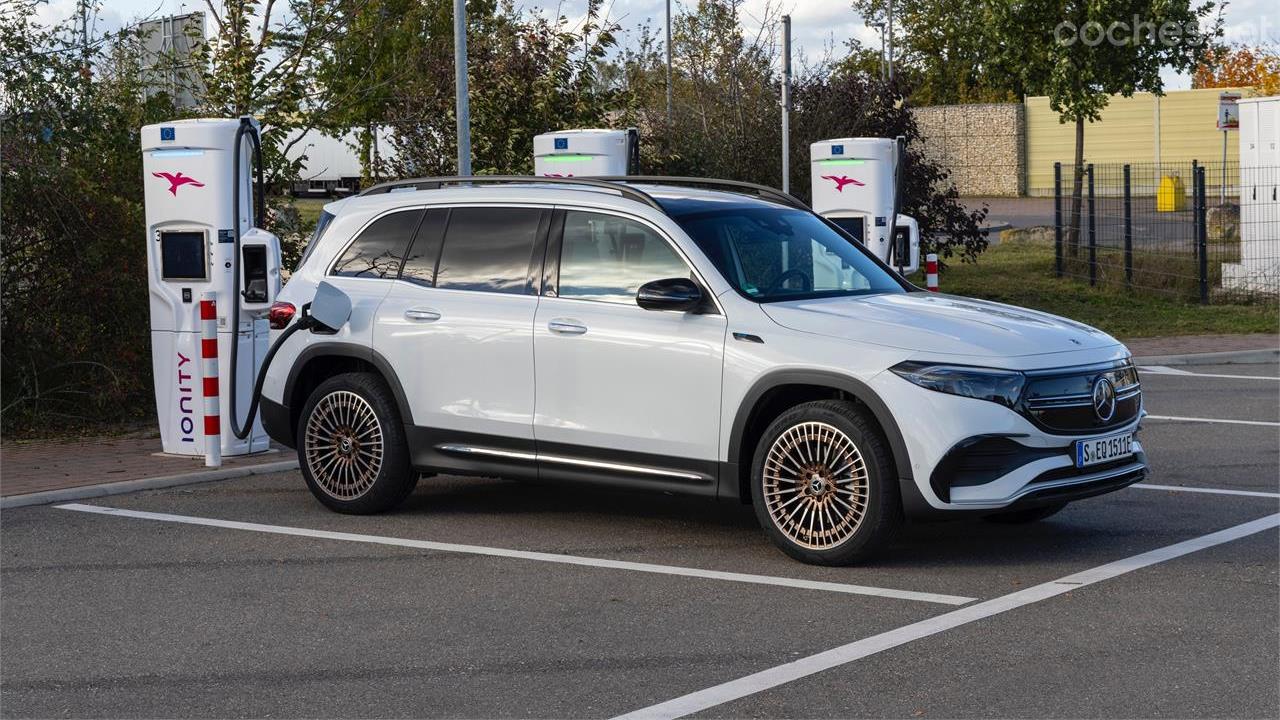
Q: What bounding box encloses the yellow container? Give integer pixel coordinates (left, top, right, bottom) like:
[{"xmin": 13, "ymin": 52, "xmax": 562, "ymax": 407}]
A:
[{"xmin": 1157, "ymin": 175, "xmax": 1187, "ymax": 212}]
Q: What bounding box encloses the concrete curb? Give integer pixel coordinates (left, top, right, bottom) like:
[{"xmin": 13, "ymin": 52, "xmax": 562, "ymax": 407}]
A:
[
  {"xmin": 0, "ymin": 459, "xmax": 300, "ymax": 510},
  {"xmin": 1133, "ymin": 347, "xmax": 1280, "ymax": 367}
]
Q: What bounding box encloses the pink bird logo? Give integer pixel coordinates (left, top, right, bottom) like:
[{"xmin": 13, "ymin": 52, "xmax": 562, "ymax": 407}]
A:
[
  {"xmin": 822, "ymin": 174, "xmax": 864, "ymax": 192},
  {"xmin": 153, "ymin": 171, "xmax": 205, "ymax": 196}
]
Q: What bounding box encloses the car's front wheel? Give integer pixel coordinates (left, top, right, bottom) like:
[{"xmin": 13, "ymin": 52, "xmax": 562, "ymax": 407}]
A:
[
  {"xmin": 297, "ymin": 372, "xmax": 417, "ymax": 514},
  {"xmin": 750, "ymin": 400, "xmax": 901, "ymax": 565}
]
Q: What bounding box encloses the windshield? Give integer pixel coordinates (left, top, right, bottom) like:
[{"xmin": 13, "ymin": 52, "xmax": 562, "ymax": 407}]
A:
[{"xmin": 674, "ymin": 207, "xmax": 906, "ymax": 302}]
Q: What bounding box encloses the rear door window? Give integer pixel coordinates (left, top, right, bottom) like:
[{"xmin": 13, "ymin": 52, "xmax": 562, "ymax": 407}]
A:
[
  {"xmin": 331, "ymin": 209, "xmax": 423, "ymax": 279},
  {"xmin": 435, "ymin": 207, "xmax": 544, "ymax": 294}
]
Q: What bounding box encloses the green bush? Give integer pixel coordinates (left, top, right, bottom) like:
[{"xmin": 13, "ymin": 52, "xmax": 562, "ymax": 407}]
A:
[{"xmin": 1, "ymin": 16, "xmax": 178, "ymax": 436}]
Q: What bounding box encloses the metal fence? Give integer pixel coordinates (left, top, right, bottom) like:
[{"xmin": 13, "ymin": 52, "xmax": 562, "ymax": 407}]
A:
[{"xmin": 1052, "ymin": 161, "xmax": 1280, "ymax": 303}]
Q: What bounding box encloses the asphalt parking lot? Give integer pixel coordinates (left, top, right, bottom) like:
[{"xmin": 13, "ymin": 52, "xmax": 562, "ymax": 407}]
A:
[{"xmin": 3, "ymin": 363, "xmax": 1277, "ymax": 719}]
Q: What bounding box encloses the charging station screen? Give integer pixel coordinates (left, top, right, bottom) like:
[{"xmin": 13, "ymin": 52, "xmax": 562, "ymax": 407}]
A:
[
  {"xmin": 160, "ymin": 231, "xmax": 208, "ymax": 280},
  {"xmin": 829, "ymin": 217, "xmax": 865, "ymax": 244}
]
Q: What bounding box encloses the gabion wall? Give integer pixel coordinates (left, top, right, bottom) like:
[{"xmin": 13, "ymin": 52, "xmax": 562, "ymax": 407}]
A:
[{"xmin": 913, "ymin": 103, "xmax": 1025, "ymax": 197}]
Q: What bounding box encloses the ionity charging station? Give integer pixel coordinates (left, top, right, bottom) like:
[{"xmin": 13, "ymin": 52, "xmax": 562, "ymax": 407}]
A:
[
  {"xmin": 810, "ymin": 137, "xmax": 920, "ymax": 275},
  {"xmin": 533, "ymin": 128, "xmax": 640, "ymax": 177},
  {"xmin": 142, "ymin": 117, "xmax": 282, "ymax": 459}
]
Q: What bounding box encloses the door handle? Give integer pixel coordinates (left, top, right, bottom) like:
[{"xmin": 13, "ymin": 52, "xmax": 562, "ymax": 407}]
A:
[
  {"xmin": 404, "ymin": 307, "xmax": 441, "ymax": 322},
  {"xmin": 548, "ymin": 319, "xmax": 587, "ymax": 335}
]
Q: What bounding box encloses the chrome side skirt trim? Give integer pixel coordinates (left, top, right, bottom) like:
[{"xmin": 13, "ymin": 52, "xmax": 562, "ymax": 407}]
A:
[
  {"xmin": 436, "ymin": 444, "xmax": 537, "ymax": 462},
  {"xmin": 435, "ymin": 444, "xmax": 706, "ymax": 481},
  {"xmin": 538, "ymin": 454, "xmax": 705, "ymax": 481}
]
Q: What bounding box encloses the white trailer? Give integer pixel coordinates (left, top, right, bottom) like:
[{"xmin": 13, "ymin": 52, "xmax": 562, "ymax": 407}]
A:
[
  {"xmin": 282, "ymin": 130, "xmax": 368, "ymax": 197},
  {"xmin": 1223, "ymin": 95, "xmax": 1280, "ymax": 293}
]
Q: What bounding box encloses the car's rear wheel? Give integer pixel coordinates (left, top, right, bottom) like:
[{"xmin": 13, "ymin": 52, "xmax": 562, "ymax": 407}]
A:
[
  {"xmin": 750, "ymin": 400, "xmax": 901, "ymax": 565},
  {"xmin": 983, "ymin": 501, "xmax": 1068, "ymax": 524},
  {"xmin": 297, "ymin": 372, "xmax": 416, "ymax": 514}
]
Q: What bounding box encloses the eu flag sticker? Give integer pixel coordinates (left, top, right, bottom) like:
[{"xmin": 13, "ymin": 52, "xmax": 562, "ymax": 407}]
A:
[
  {"xmin": 160, "ymin": 127, "xmax": 175, "ymax": 142},
  {"xmin": 554, "ymin": 138, "xmax": 568, "ymax": 150},
  {"xmin": 832, "ymin": 144, "xmax": 844, "ymax": 155}
]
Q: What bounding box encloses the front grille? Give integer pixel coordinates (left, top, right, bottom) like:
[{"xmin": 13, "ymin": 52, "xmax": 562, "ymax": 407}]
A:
[{"xmin": 1020, "ymin": 361, "xmax": 1141, "ymax": 434}]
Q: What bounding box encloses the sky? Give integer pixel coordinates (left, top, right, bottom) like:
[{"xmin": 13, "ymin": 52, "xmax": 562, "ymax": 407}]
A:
[{"xmin": 34, "ymin": 0, "xmax": 1280, "ymax": 91}]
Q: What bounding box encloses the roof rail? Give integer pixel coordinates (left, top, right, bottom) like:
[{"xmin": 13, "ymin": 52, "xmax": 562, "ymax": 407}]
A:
[
  {"xmin": 358, "ymin": 175, "xmax": 665, "ymax": 211},
  {"xmin": 595, "ymin": 176, "xmax": 810, "ymax": 211}
]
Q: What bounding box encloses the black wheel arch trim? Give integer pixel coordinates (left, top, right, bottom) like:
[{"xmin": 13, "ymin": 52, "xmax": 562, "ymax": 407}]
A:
[
  {"xmin": 282, "ymin": 342, "xmax": 414, "ymax": 432},
  {"xmin": 724, "ymin": 370, "xmax": 919, "ymax": 508}
]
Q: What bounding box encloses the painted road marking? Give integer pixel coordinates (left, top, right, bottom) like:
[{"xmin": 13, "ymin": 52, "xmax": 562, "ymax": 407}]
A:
[
  {"xmin": 1137, "ymin": 365, "xmax": 1196, "ymax": 375},
  {"xmin": 1145, "ymin": 414, "xmax": 1279, "ymax": 427},
  {"xmin": 1133, "ymin": 483, "xmax": 1280, "ymax": 499},
  {"xmin": 53, "ymin": 503, "xmax": 974, "ymax": 606},
  {"xmin": 1140, "ymin": 366, "xmax": 1279, "ymax": 381},
  {"xmin": 611, "ymin": 513, "xmax": 1280, "ymax": 720}
]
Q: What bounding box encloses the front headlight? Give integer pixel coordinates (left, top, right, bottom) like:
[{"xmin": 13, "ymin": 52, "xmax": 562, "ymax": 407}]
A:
[{"xmin": 890, "ymin": 361, "xmax": 1025, "ymax": 408}]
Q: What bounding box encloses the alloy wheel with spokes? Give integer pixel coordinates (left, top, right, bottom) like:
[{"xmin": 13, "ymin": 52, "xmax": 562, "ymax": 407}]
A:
[
  {"xmin": 297, "ymin": 372, "xmax": 416, "ymax": 514},
  {"xmin": 304, "ymin": 389, "xmax": 385, "ymax": 500},
  {"xmin": 750, "ymin": 400, "xmax": 900, "ymax": 565},
  {"xmin": 763, "ymin": 421, "xmax": 869, "ymax": 550}
]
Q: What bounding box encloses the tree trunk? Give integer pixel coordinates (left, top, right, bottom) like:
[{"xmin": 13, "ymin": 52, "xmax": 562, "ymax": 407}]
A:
[{"xmin": 1067, "ymin": 115, "xmax": 1085, "ymax": 258}]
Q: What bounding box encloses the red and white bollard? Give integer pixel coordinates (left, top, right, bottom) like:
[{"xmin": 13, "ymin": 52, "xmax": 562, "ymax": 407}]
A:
[
  {"xmin": 925, "ymin": 253, "xmax": 939, "ymax": 292},
  {"xmin": 199, "ymin": 292, "xmax": 221, "ymax": 468}
]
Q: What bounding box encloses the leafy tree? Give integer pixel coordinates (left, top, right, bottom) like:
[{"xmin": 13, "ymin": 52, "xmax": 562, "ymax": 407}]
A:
[
  {"xmin": 611, "ymin": 0, "xmax": 988, "ymax": 262},
  {"xmin": 378, "ymin": 0, "xmax": 619, "ymax": 176},
  {"xmin": 314, "ymin": 0, "xmax": 439, "ymax": 182},
  {"xmin": 851, "ymin": 0, "xmax": 1022, "ymax": 105},
  {"xmin": 991, "ymin": 0, "xmax": 1221, "ymax": 254},
  {"xmin": 1193, "ymin": 43, "xmax": 1280, "ymax": 95},
  {"xmin": 190, "ymin": 0, "xmax": 420, "ymax": 191},
  {"xmin": 1, "ymin": 7, "xmax": 177, "ymax": 435},
  {"xmin": 790, "ymin": 68, "xmax": 990, "ymax": 262}
]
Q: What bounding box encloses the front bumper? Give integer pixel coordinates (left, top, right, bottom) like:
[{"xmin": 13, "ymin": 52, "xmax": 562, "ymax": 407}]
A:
[
  {"xmin": 868, "ymin": 368, "xmax": 1147, "ymax": 514},
  {"xmin": 938, "ymin": 437, "xmax": 1147, "ymax": 508}
]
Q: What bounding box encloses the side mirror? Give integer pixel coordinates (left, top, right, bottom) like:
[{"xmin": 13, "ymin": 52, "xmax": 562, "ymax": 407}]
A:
[
  {"xmin": 636, "ymin": 277, "xmax": 703, "ymax": 312},
  {"xmin": 309, "ymin": 281, "xmax": 352, "ymax": 332}
]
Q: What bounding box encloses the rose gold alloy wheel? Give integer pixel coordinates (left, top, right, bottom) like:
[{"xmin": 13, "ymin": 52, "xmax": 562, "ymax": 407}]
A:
[
  {"xmin": 304, "ymin": 390, "xmax": 384, "ymax": 500},
  {"xmin": 763, "ymin": 421, "xmax": 870, "ymax": 550}
]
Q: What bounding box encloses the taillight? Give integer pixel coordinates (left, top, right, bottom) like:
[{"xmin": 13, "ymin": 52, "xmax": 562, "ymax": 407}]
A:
[{"xmin": 268, "ymin": 301, "xmax": 296, "ymax": 330}]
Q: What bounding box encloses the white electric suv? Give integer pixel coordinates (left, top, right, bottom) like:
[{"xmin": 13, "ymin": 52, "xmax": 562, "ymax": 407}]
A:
[{"xmin": 260, "ymin": 176, "xmax": 1146, "ymax": 565}]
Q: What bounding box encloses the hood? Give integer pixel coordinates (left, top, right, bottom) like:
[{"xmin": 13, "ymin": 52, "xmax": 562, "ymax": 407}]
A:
[{"xmin": 760, "ymin": 292, "xmax": 1120, "ymax": 359}]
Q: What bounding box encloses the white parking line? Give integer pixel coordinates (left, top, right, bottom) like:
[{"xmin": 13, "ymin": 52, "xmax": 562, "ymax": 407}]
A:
[
  {"xmin": 53, "ymin": 503, "xmax": 974, "ymax": 606},
  {"xmin": 1145, "ymin": 414, "xmax": 1279, "ymax": 427},
  {"xmin": 1133, "ymin": 483, "xmax": 1280, "ymax": 499},
  {"xmin": 1137, "ymin": 365, "xmax": 1196, "ymax": 375},
  {"xmin": 1139, "ymin": 366, "xmax": 1279, "ymax": 381},
  {"xmin": 612, "ymin": 512, "xmax": 1280, "ymax": 720}
]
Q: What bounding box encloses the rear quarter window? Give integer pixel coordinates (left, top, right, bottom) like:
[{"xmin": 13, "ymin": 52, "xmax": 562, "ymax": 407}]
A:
[{"xmin": 330, "ymin": 209, "xmax": 424, "ymax": 279}]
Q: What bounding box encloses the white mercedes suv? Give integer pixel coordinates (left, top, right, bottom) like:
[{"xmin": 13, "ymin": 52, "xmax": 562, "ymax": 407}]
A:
[{"xmin": 259, "ymin": 176, "xmax": 1146, "ymax": 565}]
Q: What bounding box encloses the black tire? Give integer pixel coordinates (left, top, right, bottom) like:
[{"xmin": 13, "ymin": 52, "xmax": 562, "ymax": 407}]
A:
[
  {"xmin": 750, "ymin": 400, "xmax": 902, "ymax": 565},
  {"xmin": 983, "ymin": 501, "xmax": 1069, "ymax": 524},
  {"xmin": 296, "ymin": 372, "xmax": 417, "ymax": 514}
]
